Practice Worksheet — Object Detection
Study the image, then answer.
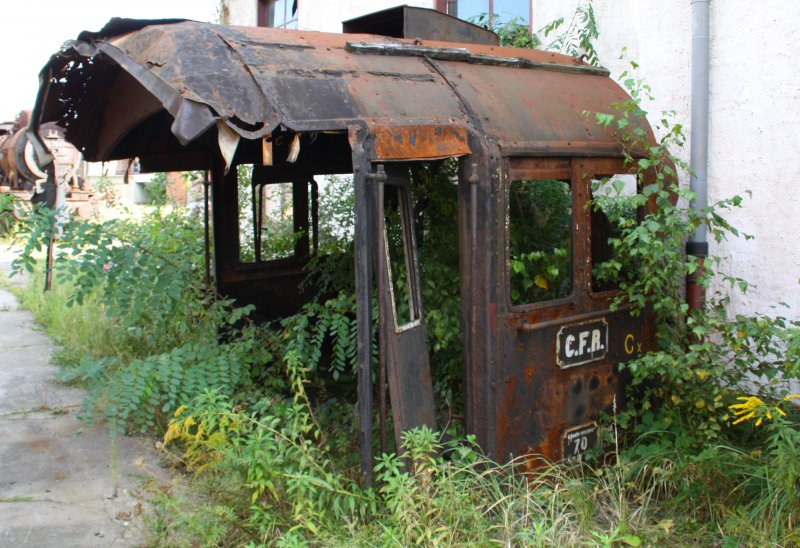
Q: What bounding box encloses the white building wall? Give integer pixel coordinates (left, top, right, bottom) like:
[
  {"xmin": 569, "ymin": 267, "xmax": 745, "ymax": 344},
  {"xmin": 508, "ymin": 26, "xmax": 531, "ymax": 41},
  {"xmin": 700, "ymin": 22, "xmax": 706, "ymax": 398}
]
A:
[
  {"xmin": 224, "ymin": 0, "xmax": 258, "ymax": 25},
  {"xmin": 534, "ymin": 0, "xmax": 800, "ymax": 321},
  {"xmin": 223, "ymin": 0, "xmax": 435, "ymax": 30}
]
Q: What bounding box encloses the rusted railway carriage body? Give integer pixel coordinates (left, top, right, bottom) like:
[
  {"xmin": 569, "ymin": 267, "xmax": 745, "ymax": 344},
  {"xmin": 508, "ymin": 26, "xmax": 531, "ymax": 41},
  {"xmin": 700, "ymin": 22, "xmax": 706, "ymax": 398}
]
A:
[
  {"xmin": 1, "ymin": 110, "xmax": 86, "ymax": 208},
  {"xmin": 30, "ymin": 11, "xmax": 657, "ymax": 478}
]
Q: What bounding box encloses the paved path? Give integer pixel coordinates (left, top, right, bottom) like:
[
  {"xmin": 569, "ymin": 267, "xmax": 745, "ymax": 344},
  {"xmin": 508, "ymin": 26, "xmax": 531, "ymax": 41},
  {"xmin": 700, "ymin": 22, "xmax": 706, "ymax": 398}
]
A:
[{"xmin": 0, "ymin": 251, "xmax": 169, "ymax": 546}]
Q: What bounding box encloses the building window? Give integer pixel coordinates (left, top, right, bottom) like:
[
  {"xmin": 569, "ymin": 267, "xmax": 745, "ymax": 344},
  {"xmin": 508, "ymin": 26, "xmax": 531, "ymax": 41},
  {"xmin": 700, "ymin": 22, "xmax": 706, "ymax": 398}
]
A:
[
  {"xmin": 440, "ymin": 0, "xmax": 530, "ymax": 29},
  {"xmin": 257, "ymin": 0, "xmax": 298, "ymax": 29}
]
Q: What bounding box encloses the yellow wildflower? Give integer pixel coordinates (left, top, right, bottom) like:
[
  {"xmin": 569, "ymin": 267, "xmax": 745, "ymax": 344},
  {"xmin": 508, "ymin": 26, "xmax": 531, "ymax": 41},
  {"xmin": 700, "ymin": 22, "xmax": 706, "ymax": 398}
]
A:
[
  {"xmin": 729, "ymin": 396, "xmax": 763, "ymax": 413},
  {"xmin": 728, "ymin": 393, "xmax": 796, "ymax": 427},
  {"xmin": 732, "ymin": 411, "xmax": 755, "ymax": 425}
]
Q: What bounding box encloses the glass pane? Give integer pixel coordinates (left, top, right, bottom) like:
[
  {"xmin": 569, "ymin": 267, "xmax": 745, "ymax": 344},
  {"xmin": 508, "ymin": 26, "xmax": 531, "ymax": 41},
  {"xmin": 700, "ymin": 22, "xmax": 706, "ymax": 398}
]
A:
[
  {"xmin": 457, "ymin": 0, "xmax": 490, "ymax": 24},
  {"xmin": 273, "ymin": 0, "xmax": 287, "ymax": 26},
  {"xmin": 509, "ymin": 179, "xmax": 572, "ymax": 305},
  {"xmin": 384, "ymin": 185, "xmax": 420, "ymax": 327},
  {"xmin": 591, "ymin": 174, "xmax": 638, "ymax": 292},
  {"xmin": 494, "ymin": 0, "xmax": 530, "ymax": 25}
]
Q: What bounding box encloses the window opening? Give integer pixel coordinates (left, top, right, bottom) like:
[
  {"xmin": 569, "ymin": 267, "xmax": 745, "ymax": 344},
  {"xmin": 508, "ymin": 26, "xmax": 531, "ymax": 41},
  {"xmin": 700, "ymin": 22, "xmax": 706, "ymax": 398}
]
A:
[
  {"xmin": 382, "ymin": 183, "xmax": 421, "ymax": 328},
  {"xmin": 508, "ymin": 179, "xmax": 572, "ymax": 305},
  {"xmin": 258, "ymin": 0, "xmax": 298, "ymax": 29},
  {"xmin": 237, "ymin": 167, "xmax": 313, "ymax": 264},
  {"xmin": 590, "ymin": 174, "xmax": 638, "ymax": 293},
  {"xmin": 258, "ymin": 182, "xmax": 296, "ymax": 261}
]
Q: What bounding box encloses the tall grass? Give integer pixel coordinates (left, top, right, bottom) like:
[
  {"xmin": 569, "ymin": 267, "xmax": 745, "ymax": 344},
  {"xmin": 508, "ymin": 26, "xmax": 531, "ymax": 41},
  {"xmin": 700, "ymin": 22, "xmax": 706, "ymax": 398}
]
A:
[{"xmin": 10, "ymin": 269, "xmax": 136, "ymax": 367}]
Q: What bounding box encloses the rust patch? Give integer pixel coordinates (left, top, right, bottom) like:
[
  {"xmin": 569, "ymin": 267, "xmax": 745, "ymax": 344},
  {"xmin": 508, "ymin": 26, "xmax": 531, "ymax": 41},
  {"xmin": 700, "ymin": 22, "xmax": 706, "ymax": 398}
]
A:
[
  {"xmin": 27, "ymin": 438, "xmax": 53, "ymax": 453},
  {"xmin": 371, "ymin": 124, "xmax": 470, "ymax": 160}
]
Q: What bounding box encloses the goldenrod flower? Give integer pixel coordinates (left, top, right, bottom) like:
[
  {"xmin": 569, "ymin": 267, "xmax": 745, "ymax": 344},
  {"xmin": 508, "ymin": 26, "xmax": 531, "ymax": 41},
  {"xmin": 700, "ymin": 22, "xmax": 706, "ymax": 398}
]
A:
[
  {"xmin": 732, "ymin": 411, "xmax": 755, "ymax": 425},
  {"xmin": 729, "ymin": 396, "xmax": 763, "ymax": 415},
  {"xmin": 728, "ymin": 393, "xmax": 796, "ymax": 427}
]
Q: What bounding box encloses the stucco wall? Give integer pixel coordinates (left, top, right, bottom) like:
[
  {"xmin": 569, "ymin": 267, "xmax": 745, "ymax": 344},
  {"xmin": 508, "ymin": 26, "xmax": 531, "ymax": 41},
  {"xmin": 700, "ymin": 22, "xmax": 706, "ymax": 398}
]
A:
[
  {"xmin": 535, "ymin": 1, "xmax": 800, "ymax": 321},
  {"xmin": 223, "ymin": 0, "xmax": 435, "ymax": 30},
  {"xmin": 224, "ymin": 0, "xmax": 257, "ymax": 26}
]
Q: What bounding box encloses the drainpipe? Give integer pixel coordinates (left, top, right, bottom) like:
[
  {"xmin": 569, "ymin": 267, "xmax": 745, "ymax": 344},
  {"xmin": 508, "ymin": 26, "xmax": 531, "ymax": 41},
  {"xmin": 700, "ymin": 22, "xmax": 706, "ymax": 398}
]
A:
[{"xmin": 686, "ymin": 0, "xmax": 710, "ymax": 314}]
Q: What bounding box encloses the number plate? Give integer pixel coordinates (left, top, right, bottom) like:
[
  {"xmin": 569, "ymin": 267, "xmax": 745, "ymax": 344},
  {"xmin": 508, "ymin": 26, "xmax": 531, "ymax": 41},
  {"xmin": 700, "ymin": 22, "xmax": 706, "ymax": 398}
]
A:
[
  {"xmin": 556, "ymin": 319, "xmax": 608, "ymax": 369},
  {"xmin": 562, "ymin": 422, "xmax": 598, "ymax": 460}
]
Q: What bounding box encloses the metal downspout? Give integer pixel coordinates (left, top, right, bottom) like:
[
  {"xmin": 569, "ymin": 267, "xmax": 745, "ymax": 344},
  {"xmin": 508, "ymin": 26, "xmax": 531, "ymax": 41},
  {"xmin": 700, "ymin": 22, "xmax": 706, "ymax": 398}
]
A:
[{"xmin": 687, "ymin": 0, "xmax": 710, "ymax": 313}]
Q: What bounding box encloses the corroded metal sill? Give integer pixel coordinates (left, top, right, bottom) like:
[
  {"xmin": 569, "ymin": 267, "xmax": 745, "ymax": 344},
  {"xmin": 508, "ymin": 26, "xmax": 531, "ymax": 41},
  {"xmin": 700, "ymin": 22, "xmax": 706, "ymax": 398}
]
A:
[{"xmin": 345, "ymin": 41, "xmax": 610, "ymax": 76}]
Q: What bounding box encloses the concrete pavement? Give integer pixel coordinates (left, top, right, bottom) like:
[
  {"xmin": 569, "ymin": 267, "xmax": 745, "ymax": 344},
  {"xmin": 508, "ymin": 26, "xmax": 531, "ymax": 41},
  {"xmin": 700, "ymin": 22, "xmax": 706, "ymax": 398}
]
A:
[{"xmin": 0, "ymin": 250, "xmax": 170, "ymax": 546}]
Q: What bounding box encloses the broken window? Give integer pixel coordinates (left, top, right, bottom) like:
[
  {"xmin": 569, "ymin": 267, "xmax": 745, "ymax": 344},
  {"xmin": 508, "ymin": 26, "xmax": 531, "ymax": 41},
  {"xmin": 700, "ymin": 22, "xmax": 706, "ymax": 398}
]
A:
[
  {"xmin": 238, "ymin": 169, "xmax": 315, "ymax": 264},
  {"xmin": 590, "ymin": 174, "xmax": 639, "ymax": 293},
  {"xmin": 382, "ymin": 180, "xmax": 422, "ymax": 329},
  {"xmin": 508, "ymin": 179, "xmax": 572, "ymax": 305}
]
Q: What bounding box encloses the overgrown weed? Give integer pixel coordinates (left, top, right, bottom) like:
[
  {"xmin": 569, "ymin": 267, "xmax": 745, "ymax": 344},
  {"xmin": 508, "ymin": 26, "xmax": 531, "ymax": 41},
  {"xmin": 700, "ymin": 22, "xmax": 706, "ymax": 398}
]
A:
[{"xmin": 14, "ymin": 269, "xmax": 134, "ymax": 366}]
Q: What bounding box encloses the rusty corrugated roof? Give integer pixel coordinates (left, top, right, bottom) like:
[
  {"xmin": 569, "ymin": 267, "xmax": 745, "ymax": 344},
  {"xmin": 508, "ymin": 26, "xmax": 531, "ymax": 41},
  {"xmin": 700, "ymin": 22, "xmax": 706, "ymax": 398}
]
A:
[{"xmin": 31, "ymin": 18, "xmax": 649, "ymax": 164}]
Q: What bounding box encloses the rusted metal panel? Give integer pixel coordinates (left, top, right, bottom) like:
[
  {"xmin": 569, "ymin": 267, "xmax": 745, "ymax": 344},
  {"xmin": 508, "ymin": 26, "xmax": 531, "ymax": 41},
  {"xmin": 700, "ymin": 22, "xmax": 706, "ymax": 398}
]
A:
[
  {"xmin": 370, "ymin": 124, "xmax": 470, "ymax": 160},
  {"xmin": 31, "ymin": 18, "xmax": 638, "ymax": 166},
  {"xmin": 1, "ymin": 110, "xmax": 89, "ymax": 214},
  {"xmin": 459, "ymin": 136, "xmax": 504, "ymax": 459},
  {"xmin": 373, "ymin": 164, "xmax": 437, "ymax": 452},
  {"xmin": 343, "ymin": 5, "xmax": 499, "ymax": 46},
  {"xmin": 479, "ymin": 156, "xmax": 656, "ymax": 464}
]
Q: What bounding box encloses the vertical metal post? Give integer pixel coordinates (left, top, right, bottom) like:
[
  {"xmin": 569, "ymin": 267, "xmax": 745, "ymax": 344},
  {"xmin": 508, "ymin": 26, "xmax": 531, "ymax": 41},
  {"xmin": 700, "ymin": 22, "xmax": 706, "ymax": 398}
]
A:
[
  {"xmin": 44, "ymin": 232, "xmax": 54, "ymax": 292},
  {"xmin": 252, "ymin": 175, "xmax": 260, "ymax": 263},
  {"xmin": 203, "ymin": 169, "xmax": 211, "ymax": 288},
  {"xmin": 311, "ymin": 180, "xmax": 319, "ymax": 255},
  {"xmin": 351, "ymin": 127, "xmax": 375, "ymax": 487},
  {"xmin": 687, "ymin": 0, "xmax": 710, "ymax": 312}
]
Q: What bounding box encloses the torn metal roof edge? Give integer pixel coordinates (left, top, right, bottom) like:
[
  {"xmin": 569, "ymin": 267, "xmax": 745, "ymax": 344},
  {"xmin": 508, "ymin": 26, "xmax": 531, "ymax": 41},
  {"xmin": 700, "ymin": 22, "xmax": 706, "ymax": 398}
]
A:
[{"xmin": 30, "ymin": 18, "xmax": 649, "ymax": 166}]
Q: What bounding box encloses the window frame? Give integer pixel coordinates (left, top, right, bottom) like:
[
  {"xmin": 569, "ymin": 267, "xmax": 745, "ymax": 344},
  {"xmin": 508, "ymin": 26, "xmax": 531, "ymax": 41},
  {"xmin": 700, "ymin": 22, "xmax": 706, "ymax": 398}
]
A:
[
  {"xmin": 436, "ymin": 0, "xmax": 532, "ymax": 33},
  {"xmin": 380, "ymin": 179, "xmax": 424, "ymax": 331},
  {"xmin": 587, "ymin": 170, "xmax": 645, "ymax": 299},
  {"xmin": 504, "ymin": 157, "xmax": 576, "ymax": 312},
  {"xmin": 235, "ymin": 166, "xmax": 317, "ymax": 269},
  {"xmin": 257, "ymin": 0, "xmax": 299, "ymax": 29}
]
